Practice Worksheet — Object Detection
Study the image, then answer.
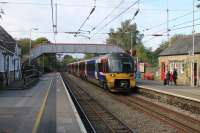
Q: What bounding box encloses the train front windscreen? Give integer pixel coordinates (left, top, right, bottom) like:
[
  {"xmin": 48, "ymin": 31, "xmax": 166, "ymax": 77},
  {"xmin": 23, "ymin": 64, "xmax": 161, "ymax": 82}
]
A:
[{"xmin": 108, "ymin": 57, "xmax": 134, "ymax": 73}]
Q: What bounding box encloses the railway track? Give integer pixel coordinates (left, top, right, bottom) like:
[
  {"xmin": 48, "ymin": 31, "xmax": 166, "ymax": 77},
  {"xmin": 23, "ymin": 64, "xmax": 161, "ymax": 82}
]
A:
[
  {"xmin": 111, "ymin": 94, "xmax": 200, "ymax": 133},
  {"xmin": 62, "ymin": 74, "xmax": 135, "ymax": 133}
]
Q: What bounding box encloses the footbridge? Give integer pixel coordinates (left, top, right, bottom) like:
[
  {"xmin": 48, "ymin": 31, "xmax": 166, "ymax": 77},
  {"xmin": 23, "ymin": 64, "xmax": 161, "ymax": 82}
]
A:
[{"xmin": 30, "ymin": 43, "xmax": 124, "ymax": 60}]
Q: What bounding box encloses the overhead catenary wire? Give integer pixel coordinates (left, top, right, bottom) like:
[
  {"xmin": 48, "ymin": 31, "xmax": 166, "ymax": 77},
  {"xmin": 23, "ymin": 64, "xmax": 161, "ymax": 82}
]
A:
[
  {"xmin": 90, "ymin": 0, "xmax": 125, "ymax": 32},
  {"xmin": 91, "ymin": 13, "xmax": 200, "ymax": 42},
  {"xmin": 0, "ymin": 1, "xmax": 193, "ymax": 12},
  {"xmin": 142, "ymin": 9, "xmax": 199, "ymax": 32},
  {"xmin": 140, "ymin": 7, "xmax": 200, "ymax": 44},
  {"xmin": 143, "ymin": 23, "xmax": 200, "ymax": 44},
  {"xmin": 74, "ymin": 0, "xmax": 96, "ymax": 37},
  {"xmin": 91, "ymin": 0, "xmax": 140, "ymax": 37}
]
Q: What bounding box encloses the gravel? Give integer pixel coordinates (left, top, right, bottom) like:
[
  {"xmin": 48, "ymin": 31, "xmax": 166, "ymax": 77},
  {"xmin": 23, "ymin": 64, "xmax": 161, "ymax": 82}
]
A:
[{"xmin": 66, "ymin": 73, "xmax": 178, "ymax": 133}]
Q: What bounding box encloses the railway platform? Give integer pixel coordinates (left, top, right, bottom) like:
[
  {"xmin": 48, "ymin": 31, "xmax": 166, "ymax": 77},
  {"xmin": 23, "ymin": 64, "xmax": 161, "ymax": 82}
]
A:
[
  {"xmin": 56, "ymin": 73, "xmax": 86, "ymax": 133},
  {"xmin": 137, "ymin": 80, "xmax": 200, "ymax": 101},
  {"xmin": 0, "ymin": 73, "xmax": 86, "ymax": 133}
]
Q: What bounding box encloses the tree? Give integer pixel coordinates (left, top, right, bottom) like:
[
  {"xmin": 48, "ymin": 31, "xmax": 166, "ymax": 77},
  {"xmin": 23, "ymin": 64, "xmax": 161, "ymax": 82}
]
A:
[
  {"xmin": 106, "ymin": 19, "xmax": 143, "ymax": 51},
  {"xmin": 63, "ymin": 55, "xmax": 77, "ymax": 64},
  {"xmin": 34, "ymin": 37, "xmax": 50, "ymax": 46},
  {"xmin": 17, "ymin": 38, "xmax": 31, "ymax": 55},
  {"xmin": 17, "ymin": 37, "xmax": 50, "ymax": 55},
  {"xmin": 83, "ymin": 53, "xmax": 95, "ymax": 59},
  {"xmin": 17, "ymin": 37, "xmax": 58, "ymax": 71}
]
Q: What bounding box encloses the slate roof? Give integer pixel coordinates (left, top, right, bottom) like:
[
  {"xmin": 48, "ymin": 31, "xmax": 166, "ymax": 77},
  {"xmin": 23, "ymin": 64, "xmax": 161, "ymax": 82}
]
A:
[
  {"xmin": 159, "ymin": 35, "xmax": 200, "ymax": 56},
  {"xmin": 0, "ymin": 25, "xmax": 16, "ymax": 53}
]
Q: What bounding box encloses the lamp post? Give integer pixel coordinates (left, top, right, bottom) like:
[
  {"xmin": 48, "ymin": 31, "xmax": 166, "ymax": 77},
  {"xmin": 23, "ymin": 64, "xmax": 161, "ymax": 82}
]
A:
[
  {"xmin": 29, "ymin": 28, "xmax": 38, "ymax": 65},
  {"xmin": 130, "ymin": 8, "xmax": 140, "ymax": 56}
]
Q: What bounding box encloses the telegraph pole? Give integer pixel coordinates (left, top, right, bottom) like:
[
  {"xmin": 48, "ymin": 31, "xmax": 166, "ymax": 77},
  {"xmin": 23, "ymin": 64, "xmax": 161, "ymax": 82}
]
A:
[
  {"xmin": 191, "ymin": 0, "xmax": 195, "ymax": 86},
  {"xmin": 167, "ymin": 0, "xmax": 170, "ymax": 46}
]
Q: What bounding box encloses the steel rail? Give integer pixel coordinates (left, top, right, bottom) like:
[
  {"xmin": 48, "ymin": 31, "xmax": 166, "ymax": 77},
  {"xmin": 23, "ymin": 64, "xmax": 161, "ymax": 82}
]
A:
[
  {"xmin": 63, "ymin": 74, "xmax": 135, "ymax": 133},
  {"xmin": 111, "ymin": 94, "xmax": 200, "ymax": 133},
  {"xmin": 62, "ymin": 74, "xmax": 96, "ymax": 133}
]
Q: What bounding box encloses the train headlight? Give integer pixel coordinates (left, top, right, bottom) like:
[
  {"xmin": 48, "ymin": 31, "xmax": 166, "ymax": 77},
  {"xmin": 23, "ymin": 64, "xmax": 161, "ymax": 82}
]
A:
[{"xmin": 110, "ymin": 74, "xmax": 116, "ymax": 77}]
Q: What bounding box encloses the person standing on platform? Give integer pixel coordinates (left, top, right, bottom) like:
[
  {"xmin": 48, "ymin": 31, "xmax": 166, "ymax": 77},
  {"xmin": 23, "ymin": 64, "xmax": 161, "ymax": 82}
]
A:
[
  {"xmin": 170, "ymin": 72, "xmax": 174, "ymax": 85},
  {"xmin": 166, "ymin": 71, "xmax": 170, "ymax": 85},
  {"xmin": 173, "ymin": 69, "xmax": 178, "ymax": 85}
]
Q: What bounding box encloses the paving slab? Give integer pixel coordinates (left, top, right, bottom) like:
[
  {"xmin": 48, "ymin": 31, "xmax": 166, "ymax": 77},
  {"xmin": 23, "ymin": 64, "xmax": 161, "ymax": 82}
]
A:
[
  {"xmin": 0, "ymin": 73, "xmax": 53, "ymax": 133},
  {"xmin": 56, "ymin": 74, "xmax": 86, "ymax": 133}
]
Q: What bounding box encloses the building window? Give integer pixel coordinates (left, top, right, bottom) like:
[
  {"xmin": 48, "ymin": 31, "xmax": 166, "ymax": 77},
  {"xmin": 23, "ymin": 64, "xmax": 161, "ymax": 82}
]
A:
[
  {"xmin": 175, "ymin": 62, "xmax": 184, "ymax": 74},
  {"xmin": 169, "ymin": 61, "xmax": 184, "ymax": 74}
]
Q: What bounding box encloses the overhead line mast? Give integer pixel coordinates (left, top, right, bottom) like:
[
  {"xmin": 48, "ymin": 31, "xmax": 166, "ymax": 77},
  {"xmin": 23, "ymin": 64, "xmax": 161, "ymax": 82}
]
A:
[{"xmin": 167, "ymin": 0, "xmax": 170, "ymax": 46}]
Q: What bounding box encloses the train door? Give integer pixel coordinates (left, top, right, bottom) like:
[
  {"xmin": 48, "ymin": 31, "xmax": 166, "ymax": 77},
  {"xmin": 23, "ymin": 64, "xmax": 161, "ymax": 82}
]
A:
[{"xmin": 161, "ymin": 62, "xmax": 165, "ymax": 80}]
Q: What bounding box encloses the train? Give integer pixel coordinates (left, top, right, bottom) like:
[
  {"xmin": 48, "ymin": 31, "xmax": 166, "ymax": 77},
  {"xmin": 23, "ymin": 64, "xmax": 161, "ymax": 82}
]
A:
[{"xmin": 67, "ymin": 53, "xmax": 136, "ymax": 92}]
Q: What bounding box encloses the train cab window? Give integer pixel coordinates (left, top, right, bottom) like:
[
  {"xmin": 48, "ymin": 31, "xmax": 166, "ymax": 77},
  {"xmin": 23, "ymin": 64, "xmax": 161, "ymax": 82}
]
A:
[
  {"xmin": 98, "ymin": 63, "xmax": 103, "ymax": 72},
  {"xmin": 122, "ymin": 63, "xmax": 132, "ymax": 73},
  {"xmin": 109, "ymin": 58, "xmax": 134, "ymax": 73}
]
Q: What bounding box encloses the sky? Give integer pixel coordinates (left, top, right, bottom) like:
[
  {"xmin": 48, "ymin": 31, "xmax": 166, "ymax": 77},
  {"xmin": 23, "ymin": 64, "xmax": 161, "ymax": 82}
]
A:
[{"xmin": 0, "ymin": 0, "xmax": 199, "ymax": 54}]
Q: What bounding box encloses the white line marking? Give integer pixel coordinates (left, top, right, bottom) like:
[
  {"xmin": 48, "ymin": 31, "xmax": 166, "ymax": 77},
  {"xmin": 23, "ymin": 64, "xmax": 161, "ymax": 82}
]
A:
[{"xmin": 60, "ymin": 74, "xmax": 87, "ymax": 133}]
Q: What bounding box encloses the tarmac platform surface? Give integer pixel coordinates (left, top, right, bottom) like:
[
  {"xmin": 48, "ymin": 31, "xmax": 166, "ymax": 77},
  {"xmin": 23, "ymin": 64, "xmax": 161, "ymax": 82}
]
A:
[
  {"xmin": 137, "ymin": 80, "xmax": 200, "ymax": 102},
  {"xmin": 0, "ymin": 73, "xmax": 86, "ymax": 133}
]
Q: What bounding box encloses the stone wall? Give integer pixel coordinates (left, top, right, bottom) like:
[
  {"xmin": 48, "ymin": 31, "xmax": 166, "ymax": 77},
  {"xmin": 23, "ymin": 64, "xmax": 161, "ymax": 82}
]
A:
[{"xmin": 158, "ymin": 54, "xmax": 200, "ymax": 85}]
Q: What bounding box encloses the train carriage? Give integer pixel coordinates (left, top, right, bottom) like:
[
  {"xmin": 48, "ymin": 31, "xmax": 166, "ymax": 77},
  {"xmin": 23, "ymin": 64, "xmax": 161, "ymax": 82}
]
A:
[{"xmin": 67, "ymin": 53, "xmax": 136, "ymax": 93}]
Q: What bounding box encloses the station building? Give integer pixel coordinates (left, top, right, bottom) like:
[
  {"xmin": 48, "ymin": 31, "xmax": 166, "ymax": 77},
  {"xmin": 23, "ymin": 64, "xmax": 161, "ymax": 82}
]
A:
[
  {"xmin": 0, "ymin": 26, "xmax": 21, "ymax": 88},
  {"xmin": 158, "ymin": 35, "xmax": 200, "ymax": 86}
]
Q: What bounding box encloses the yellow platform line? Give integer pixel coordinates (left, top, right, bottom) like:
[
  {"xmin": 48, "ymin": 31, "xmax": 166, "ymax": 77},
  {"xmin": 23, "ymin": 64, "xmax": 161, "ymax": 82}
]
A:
[{"xmin": 32, "ymin": 78, "xmax": 53, "ymax": 133}]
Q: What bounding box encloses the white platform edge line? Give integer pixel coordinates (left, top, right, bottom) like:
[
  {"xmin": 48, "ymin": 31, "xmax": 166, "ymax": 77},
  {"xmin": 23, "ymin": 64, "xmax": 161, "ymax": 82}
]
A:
[
  {"xmin": 60, "ymin": 74, "xmax": 87, "ymax": 133},
  {"xmin": 137, "ymin": 85, "xmax": 200, "ymax": 103}
]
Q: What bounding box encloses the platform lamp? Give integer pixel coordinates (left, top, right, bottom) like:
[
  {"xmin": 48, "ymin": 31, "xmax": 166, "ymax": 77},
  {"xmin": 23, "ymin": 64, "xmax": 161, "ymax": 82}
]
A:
[{"xmin": 29, "ymin": 28, "xmax": 38, "ymax": 65}]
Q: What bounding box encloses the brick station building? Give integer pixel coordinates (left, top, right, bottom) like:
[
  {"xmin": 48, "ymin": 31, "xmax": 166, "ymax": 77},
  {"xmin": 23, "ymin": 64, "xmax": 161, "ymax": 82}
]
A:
[{"xmin": 158, "ymin": 35, "xmax": 200, "ymax": 86}]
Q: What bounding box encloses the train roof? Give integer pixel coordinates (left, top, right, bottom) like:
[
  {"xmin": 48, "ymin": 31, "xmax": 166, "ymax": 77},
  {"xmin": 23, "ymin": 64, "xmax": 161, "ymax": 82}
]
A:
[
  {"xmin": 106, "ymin": 53, "xmax": 132, "ymax": 58},
  {"xmin": 67, "ymin": 52, "xmax": 132, "ymax": 65}
]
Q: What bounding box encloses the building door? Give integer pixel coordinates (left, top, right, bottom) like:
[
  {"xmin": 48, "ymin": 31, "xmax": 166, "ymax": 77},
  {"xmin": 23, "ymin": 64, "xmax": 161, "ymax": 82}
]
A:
[
  {"xmin": 194, "ymin": 62, "xmax": 198, "ymax": 86},
  {"xmin": 161, "ymin": 62, "xmax": 165, "ymax": 80},
  {"xmin": 191, "ymin": 62, "xmax": 198, "ymax": 86}
]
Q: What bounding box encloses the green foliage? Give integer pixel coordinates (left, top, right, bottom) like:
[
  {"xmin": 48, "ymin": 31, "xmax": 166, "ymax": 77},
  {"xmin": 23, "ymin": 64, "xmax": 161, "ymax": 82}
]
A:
[
  {"xmin": 17, "ymin": 37, "xmax": 50, "ymax": 55},
  {"xmin": 34, "ymin": 37, "xmax": 50, "ymax": 45},
  {"xmin": 134, "ymin": 44, "xmax": 157, "ymax": 66},
  {"xmin": 106, "ymin": 19, "xmax": 143, "ymax": 51},
  {"xmin": 63, "ymin": 55, "xmax": 77, "ymax": 65},
  {"xmin": 17, "ymin": 38, "xmax": 30, "ymax": 55},
  {"xmin": 55, "ymin": 54, "xmax": 77, "ymax": 71},
  {"xmin": 106, "ymin": 19, "xmax": 157, "ymax": 65},
  {"xmin": 37, "ymin": 53, "xmax": 57, "ymax": 72},
  {"xmin": 83, "ymin": 53, "xmax": 95, "ymax": 59}
]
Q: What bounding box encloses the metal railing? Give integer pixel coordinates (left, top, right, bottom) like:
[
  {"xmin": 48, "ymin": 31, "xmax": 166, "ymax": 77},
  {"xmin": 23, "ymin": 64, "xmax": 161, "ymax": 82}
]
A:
[{"xmin": 22, "ymin": 66, "xmax": 41, "ymax": 87}]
